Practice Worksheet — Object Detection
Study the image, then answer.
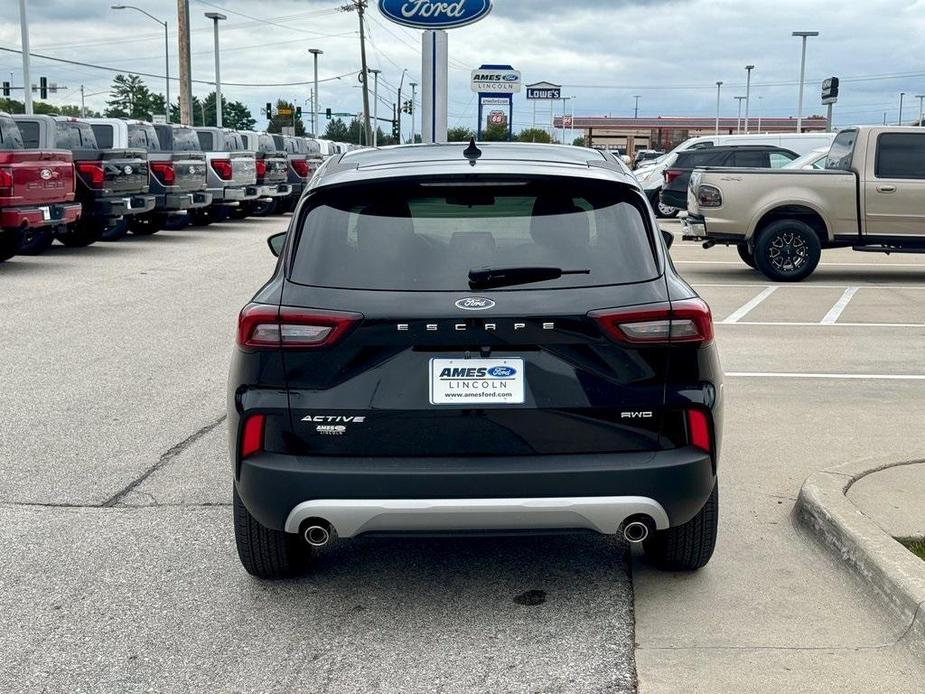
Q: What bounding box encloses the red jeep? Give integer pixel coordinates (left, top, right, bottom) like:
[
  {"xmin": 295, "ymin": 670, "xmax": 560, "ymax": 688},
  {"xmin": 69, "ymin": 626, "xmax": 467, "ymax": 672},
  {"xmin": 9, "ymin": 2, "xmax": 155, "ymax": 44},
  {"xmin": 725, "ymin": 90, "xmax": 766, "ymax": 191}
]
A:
[{"xmin": 0, "ymin": 112, "xmax": 81, "ymax": 260}]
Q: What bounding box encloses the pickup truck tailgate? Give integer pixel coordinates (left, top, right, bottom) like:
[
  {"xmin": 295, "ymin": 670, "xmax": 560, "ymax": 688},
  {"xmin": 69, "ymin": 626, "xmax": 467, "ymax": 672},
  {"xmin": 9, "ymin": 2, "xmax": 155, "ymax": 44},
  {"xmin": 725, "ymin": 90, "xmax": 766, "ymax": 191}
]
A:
[{"xmin": 0, "ymin": 149, "xmax": 75, "ymax": 206}]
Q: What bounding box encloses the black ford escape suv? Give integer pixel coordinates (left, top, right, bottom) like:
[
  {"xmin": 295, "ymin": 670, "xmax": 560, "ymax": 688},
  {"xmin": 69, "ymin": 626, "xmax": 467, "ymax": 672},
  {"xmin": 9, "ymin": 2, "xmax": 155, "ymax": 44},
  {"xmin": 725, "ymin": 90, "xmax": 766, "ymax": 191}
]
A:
[{"xmin": 229, "ymin": 141, "xmax": 722, "ymax": 579}]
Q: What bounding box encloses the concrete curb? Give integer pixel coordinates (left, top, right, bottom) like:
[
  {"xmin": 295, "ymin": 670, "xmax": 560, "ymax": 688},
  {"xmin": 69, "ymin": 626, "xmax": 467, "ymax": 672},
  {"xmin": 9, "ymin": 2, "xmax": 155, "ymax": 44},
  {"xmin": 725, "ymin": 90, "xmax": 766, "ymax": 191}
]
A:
[{"xmin": 796, "ymin": 456, "xmax": 925, "ymax": 647}]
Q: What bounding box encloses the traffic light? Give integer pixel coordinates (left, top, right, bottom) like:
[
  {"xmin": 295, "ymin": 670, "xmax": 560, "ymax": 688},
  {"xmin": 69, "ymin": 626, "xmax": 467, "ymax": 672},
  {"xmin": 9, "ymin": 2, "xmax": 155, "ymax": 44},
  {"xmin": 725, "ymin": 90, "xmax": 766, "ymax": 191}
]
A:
[
  {"xmin": 325, "ymin": 108, "xmax": 332, "ymax": 120},
  {"xmin": 265, "ymin": 102, "xmax": 272, "ymax": 118},
  {"xmin": 392, "ymin": 119, "xmax": 399, "ymax": 139},
  {"xmin": 1, "ymin": 81, "xmax": 9, "ymax": 97},
  {"xmin": 295, "ymin": 106, "xmax": 302, "ymax": 119},
  {"xmin": 39, "ymin": 76, "xmax": 48, "ymax": 100},
  {"xmin": 402, "ymin": 99, "xmax": 413, "ymax": 115}
]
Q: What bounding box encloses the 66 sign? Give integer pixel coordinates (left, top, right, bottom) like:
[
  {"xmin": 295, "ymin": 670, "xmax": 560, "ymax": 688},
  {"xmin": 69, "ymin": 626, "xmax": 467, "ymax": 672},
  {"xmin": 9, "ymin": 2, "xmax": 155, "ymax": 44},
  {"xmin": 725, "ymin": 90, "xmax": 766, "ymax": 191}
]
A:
[{"xmin": 487, "ymin": 110, "xmax": 507, "ymax": 126}]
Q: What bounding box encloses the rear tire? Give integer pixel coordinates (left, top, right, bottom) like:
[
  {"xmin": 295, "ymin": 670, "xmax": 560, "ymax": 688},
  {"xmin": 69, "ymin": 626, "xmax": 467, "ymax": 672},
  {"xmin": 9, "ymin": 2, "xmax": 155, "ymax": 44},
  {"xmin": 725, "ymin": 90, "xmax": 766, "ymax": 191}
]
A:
[
  {"xmin": 656, "ymin": 199, "xmax": 679, "ymax": 219},
  {"xmin": 0, "ymin": 231, "xmax": 18, "ymax": 261},
  {"xmin": 17, "ymin": 226, "xmax": 55, "ymax": 255},
  {"xmin": 233, "ymin": 485, "xmax": 312, "ymax": 579},
  {"xmin": 736, "ymin": 243, "xmax": 757, "ymax": 269},
  {"xmin": 643, "ymin": 482, "xmax": 718, "ymax": 571},
  {"xmin": 128, "ymin": 214, "xmax": 164, "ymax": 236},
  {"xmin": 99, "ymin": 218, "xmax": 128, "ymax": 242},
  {"xmin": 754, "ymin": 219, "xmax": 822, "ymax": 282},
  {"xmin": 56, "ymin": 218, "xmax": 102, "ymax": 247},
  {"xmin": 230, "ymin": 203, "xmax": 251, "ymax": 220},
  {"xmin": 188, "ymin": 208, "xmax": 214, "ymax": 226},
  {"xmin": 251, "ymin": 198, "xmax": 277, "ymax": 217}
]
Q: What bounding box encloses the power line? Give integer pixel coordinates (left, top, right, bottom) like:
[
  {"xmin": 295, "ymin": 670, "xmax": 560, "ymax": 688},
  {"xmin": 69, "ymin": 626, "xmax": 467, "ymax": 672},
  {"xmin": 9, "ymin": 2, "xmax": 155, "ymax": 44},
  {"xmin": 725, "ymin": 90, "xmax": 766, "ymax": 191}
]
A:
[{"xmin": 191, "ymin": 0, "xmax": 345, "ymax": 38}]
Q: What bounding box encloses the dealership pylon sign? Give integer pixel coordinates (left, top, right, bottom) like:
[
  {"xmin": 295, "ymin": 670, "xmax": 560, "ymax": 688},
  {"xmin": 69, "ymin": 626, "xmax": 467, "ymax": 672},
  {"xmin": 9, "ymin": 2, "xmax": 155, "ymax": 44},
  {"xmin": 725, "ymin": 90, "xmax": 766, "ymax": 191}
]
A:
[{"xmin": 378, "ymin": 0, "xmax": 495, "ymax": 143}]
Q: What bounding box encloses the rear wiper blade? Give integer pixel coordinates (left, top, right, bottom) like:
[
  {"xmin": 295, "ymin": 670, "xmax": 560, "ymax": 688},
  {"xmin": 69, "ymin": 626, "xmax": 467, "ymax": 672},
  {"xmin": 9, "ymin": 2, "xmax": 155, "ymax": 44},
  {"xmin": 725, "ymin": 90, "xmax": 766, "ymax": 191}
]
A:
[{"xmin": 468, "ymin": 266, "xmax": 590, "ymax": 290}]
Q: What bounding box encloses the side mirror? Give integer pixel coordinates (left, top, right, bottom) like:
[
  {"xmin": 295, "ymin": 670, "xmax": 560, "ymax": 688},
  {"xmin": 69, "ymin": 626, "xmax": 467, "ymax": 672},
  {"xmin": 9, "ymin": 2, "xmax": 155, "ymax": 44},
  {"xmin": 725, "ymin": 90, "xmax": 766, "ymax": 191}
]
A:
[
  {"xmin": 661, "ymin": 228, "xmax": 674, "ymax": 249},
  {"xmin": 267, "ymin": 232, "xmax": 286, "ymax": 257}
]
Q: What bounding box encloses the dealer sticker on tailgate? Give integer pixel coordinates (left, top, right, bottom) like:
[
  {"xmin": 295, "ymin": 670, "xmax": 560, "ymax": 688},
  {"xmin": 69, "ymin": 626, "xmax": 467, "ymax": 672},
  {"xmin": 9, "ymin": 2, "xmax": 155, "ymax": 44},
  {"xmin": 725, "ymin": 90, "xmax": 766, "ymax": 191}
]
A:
[{"xmin": 429, "ymin": 358, "xmax": 525, "ymax": 405}]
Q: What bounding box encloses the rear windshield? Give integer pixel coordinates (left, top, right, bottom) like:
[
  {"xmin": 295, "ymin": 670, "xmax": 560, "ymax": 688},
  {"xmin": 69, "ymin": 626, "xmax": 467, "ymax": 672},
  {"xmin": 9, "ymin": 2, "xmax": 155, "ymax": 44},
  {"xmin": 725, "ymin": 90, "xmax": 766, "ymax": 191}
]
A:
[
  {"xmin": 128, "ymin": 123, "xmax": 159, "ymax": 151},
  {"xmin": 0, "ymin": 115, "xmax": 24, "ymax": 150},
  {"xmin": 257, "ymin": 134, "xmax": 278, "ymax": 154},
  {"xmin": 56, "ymin": 121, "xmax": 98, "ymax": 150},
  {"xmin": 826, "ymin": 130, "xmax": 856, "ymax": 171},
  {"xmin": 90, "ymin": 124, "xmax": 114, "ymax": 149},
  {"xmin": 290, "ymin": 178, "xmax": 659, "ymax": 291},
  {"xmin": 223, "ymin": 132, "xmax": 244, "ymax": 150},
  {"xmin": 196, "ymin": 131, "xmax": 215, "ymax": 151},
  {"xmin": 171, "ymin": 127, "xmax": 201, "ymax": 151}
]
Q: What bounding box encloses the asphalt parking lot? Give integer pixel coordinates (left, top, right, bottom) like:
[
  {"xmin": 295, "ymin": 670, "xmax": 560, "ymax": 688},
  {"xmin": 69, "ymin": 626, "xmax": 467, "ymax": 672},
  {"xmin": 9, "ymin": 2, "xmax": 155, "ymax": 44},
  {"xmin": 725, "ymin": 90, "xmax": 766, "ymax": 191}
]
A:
[{"xmin": 2, "ymin": 216, "xmax": 924, "ymax": 692}]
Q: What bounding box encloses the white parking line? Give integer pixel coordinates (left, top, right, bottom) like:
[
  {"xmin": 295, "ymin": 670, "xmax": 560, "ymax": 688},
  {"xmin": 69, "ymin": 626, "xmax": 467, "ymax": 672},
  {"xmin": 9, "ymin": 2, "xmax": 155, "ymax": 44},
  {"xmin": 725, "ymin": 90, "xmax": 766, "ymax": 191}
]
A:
[
  {"xmin": 721, "ymin": 287, "xmax": 777, "ymax": 324},
  {"xmin": 694, "ymin": 283, "xmax": 925, "ymax": 290},
  {"xmin": 820, "ymin": 287, "xmax": 860, "ymax": 324},
  {"xmin": 718, "ymin": 321, "xmax": 925, "ymax": 328},
  {"xmin": 726, "ymin": 372, "xmax": 925, "ymax": 381},
  {"xmin": 676, "ymin": 260, "xmax": 925, "ymax": 267}
]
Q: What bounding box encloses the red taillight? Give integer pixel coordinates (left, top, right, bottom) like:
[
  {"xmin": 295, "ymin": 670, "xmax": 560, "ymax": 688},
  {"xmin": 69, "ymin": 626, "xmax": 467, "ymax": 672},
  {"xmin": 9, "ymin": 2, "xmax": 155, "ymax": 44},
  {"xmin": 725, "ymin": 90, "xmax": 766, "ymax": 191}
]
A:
[
  {"xmin": 0, "ymin": 168, "xmax": 12, "ymax": 196},
  {"xmin": 241, "ymin": 414, "xmax": 265, "ymax": 458},
  {"xmin": 664, "ymin": 169, "xmax": 683, "ymax": 184},
  {"xmin": 76, "ymin": 161, "xmax": 105, "ymax": 189},
  {"xmin": 150, "ymin": 161, "xmax": 175, "ymax": 185},
  {"xmin": 687, "ymin": 409, "xmax": 712, "ymax": 453},
  {"xmin": 211, "ymin": 158, "xmax": 233, "ymax": 180},
  {"xmin": 291, "ymin": 159, "xmax": 309, "ymax": 178},
  {"xmin": 255, "ymin": 159, "xmax": 267, "ymax": 178},
  {"xmin": 590, "ymin": 298, "xmax": 714, "ymax": 345},
  {"xmin": 236, "ymin": 304, "xmax": 361, "ymax": 349}
]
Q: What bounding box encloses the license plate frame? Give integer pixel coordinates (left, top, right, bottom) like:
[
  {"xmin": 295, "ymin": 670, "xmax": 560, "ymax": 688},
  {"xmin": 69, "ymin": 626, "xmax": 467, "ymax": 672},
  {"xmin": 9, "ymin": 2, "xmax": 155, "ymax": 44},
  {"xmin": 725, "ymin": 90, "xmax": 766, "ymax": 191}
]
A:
[{"xmin": 429, "ymin": 358, "xmax": 525, "ymax": 405}]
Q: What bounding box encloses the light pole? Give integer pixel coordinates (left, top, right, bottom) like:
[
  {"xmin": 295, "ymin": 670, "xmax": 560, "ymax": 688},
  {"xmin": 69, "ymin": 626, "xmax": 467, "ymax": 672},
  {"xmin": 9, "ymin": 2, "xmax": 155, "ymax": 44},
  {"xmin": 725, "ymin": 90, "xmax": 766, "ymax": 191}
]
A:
[
  {"xmin": 368, "ymin": 68, "xmax": 380, "ymax": 146},
  {"xmin": 409, "ymin": 82, "xmax": 417, "ymax": 143},
  {"xmin": 112, "ymin": 5, "xmax": 169, "ymax": 122},
  {"xmin": 917, "ymin": 95, "xmax": 925, "ymax": 127},
  {"xmin": 397, "ymin": 68, "xmax": 408, "ymax": 144},
  {"xmin": 792, "ymin": 31, "xmax": 819, "ymax": 133},
  {"xmin": 715, "ymin": 81, "xmax": 723, "ymax": 135},
  {"xmin": 17, "ymin": 0, "xmax": 32, "ymax": 114},
  {"xmin": 744, "ymin": 65, "xmax": 754, "ymax": 133},
  {"xmin": 734, "ymin": 96, "xmax": 746, "ymax": 134},
  {"xmin": 308, "ymin": 49, "xmax": 323, "ymax": 138},
  {"xmin": 898, "ymin": 92, "xmax": 905, "ymax": 125},
  {"xmin": 204, "ymin": 12, "xmax": 226, "ymax": 127},
  {"xmin": 633, "ymin": 95, "xmax": 640, "ymax": 119}
]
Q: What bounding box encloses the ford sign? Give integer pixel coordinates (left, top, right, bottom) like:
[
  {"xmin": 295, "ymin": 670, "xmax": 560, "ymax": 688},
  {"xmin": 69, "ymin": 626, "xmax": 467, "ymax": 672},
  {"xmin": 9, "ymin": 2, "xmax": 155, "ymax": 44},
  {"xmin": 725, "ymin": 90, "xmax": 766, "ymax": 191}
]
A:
[
  {"xmin": 378, "ymin": 0, "xmax": 493, "ymax": 30},
  {"xmin": 455, "ymin": 297, "xmax": 495, "ymax": 311},
  {"xmin": 487, "ymin": 366, "xmax": 516, "ymax": 378}
]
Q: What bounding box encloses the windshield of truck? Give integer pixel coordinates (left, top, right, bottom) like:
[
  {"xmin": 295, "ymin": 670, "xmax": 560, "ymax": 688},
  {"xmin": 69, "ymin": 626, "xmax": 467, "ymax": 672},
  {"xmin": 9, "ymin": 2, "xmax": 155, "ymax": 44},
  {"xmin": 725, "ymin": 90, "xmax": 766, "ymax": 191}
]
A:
[
  {"xmin": 0, "ymin": 115, "xmax": 24, "ymax": 150},
  {"xmin": 825, "ymin": 130, "xmax": 856, "ymax": 171},
  {"xmin": 171, "ymin": 127, "xmax": 201, "ymax": 152},
  {"xmin": 290, "ymin": 178, "xmax": 659, "ymax": 291},
  {"xmin": 56, "ymin": 121, "xmax": 98, "ymax": 150}
]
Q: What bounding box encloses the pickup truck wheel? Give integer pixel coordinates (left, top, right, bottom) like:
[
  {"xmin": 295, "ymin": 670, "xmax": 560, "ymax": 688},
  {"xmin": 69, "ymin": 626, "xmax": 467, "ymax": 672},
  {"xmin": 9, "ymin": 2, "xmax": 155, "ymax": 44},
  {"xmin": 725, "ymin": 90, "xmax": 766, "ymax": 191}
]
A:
[
  {"xmin": 233, "ymin": 485, "xmax": 312, "ymax": 579},
  {"xmin": 56, "ymin": 219, "xmax": 101, "ymax": 248},
  {"xmin": 754, "ymin": 220, "xmax": 821, "ymax": 282},
  {"xmin": 17, "ymin": 226, "xmax": 55, "ymax": 255},
  {"xmin": 251, "ymin": 198, "xmax": 277, "ymax": 217},
  {"xmin": 230, "ymin": 204, "xmax": 252, "ymax": 220},
  {"xmin": 656, "ymin": 201, "xmax": 679, "ymax": 219},
  {"xmin": 643, "ymin": 482, "xmax": 718, "ymax": 571},
  {"xmin": 736, "ymin": 244, "xmax": 758, "ymax": 269},
  {"xmin": 99, "ymin": 218, "xmax": 129, "ymax": 242},
  {"xmin": 128, "ymin": 215, "xmax": 164, "ymax": 236},
  {"xmin": 0, "ymin": 231, "xmax": 17, "ymax": 261},
  {"xmin": 187, "ymin": 208, "xmax": 214, "ymax": 226}
]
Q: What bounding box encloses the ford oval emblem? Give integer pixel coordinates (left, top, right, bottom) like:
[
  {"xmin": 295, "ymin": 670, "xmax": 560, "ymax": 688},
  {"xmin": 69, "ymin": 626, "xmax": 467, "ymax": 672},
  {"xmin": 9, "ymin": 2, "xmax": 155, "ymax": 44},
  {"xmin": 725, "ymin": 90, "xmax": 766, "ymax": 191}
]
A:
[
  {"xmin": 487, "ymin": 366, "xmax": 516, "ymax": 378},
  {"xmin": 123, "ymin": 165, "xmax": 133, "ymax": 175},
  {"xmin": 39, "ymin": 168, "xmax": 53, "ymax": 180},
  {"xmin": 455, "ymin": 297, "xmax": 495, "ymax": 311},
  {"xmin": 378, "ymin": 0, "xmax": 493, "ymax": 29}
]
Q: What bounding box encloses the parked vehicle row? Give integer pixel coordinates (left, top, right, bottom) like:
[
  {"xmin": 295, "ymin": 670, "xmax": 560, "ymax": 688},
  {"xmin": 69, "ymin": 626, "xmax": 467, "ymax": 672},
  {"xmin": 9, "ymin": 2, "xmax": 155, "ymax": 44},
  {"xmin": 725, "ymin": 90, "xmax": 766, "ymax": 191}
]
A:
[{"xmin": 0, "ymin": 112, "xmax": 335, "ymax": 262}]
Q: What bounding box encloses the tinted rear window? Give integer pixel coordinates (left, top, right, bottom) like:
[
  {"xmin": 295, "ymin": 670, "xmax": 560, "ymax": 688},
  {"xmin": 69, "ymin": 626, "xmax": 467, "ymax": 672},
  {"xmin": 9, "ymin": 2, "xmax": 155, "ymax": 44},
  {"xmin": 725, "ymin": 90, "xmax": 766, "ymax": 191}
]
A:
[
  {"xmin": 197, "ymin": 131, "xmax": 215, "ymax": 150},
  {"xmin": 875, "ymin": 133, "xmax": 925, "ymax": 179},
  {"xmin": 257, "ymin": 134, "xmax": 277, "ymax": 154},
  {"xmin": 171, "ymin": 127, "xmax": 201, "ymax": 151},
  {"xmin": 676, "ymin": 150, "xmax": 728, "ymax": 167},
  {"xmin": 290, "ymin": 178, "xmax": 658, "ymax": 291},
  {"xmin": 128, "ymin": 124, "xmax": 159, "ymax": 151},
  {"xmin": 56, "ymin": 122, "xmax": 98, "ymax": 150},
  {"xmin": 90, "ymin": 124, "xmax": 114, "ymax": 149},
  {"xmin": 826, "ymin": 130, "xmax": 856, "ymax": 171},
  {"xmin": 224, "ymin": 132, "xmax": 243, "ymax": 150},
  {"xmin": 17, "ymin": 121, "xmax": 39, "ymax": 148},
  {"xmin": 0, "ymin": 115, "xmax": 24, "ymax": 150}
]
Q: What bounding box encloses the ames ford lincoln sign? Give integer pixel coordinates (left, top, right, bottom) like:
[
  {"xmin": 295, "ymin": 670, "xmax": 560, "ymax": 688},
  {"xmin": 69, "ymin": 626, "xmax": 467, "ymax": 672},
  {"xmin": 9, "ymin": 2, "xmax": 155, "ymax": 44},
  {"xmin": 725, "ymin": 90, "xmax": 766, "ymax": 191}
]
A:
[
  {"xmin": 471, "ymin": 69, "xmax": 523, "ymax": 93},
  {"xmin": 378, "ymin": 0, "xmax": 493, "ymax": 29}
]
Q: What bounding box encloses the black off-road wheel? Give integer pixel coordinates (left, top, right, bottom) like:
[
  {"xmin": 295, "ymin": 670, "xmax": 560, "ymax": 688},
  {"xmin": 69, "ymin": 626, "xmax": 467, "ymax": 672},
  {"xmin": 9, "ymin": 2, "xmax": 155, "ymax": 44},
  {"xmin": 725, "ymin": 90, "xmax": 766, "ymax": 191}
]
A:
[
  {"xmin": 643, "ymin": 482, "xmax": 718, "ymax": 571},
  {"xmin": 655, "ymin": 199, "xmax": 680, "ymax": 219},
  {"xmin": 251, "ymin": 198, "xmax": 277, "ymax": 217},
  {"xmin": 736, "ymin": 243, "xmax": 757, "ymax": 269},
  {"xmin": 233, "ymin": 486, "xmax": 312, "ymax": 579},
  {"xmin": 99, "ymin": 218, "xmax": 129, "ymax": 242},
  {"xmin": 17, "ymin": 226, "xmax": 55, "ymax": 255},
  {"xmin": 56, "ymin": 218, "xmax": 102, "ymax": 248},
  {"xmin": 754, "ymin": 219, "xmax": 822, "ymax": 282},
  {"xmin": 0, "ymin": 230, "xmax": 18, "ymax": 261}
]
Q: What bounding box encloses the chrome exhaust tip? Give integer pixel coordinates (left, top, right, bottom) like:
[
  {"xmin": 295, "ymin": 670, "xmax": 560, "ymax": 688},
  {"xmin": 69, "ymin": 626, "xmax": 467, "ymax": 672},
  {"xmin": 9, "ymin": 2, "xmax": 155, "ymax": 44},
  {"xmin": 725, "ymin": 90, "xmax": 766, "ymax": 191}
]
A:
[
  {"xmin": 623, "ymin": 520, "xmax": 649, "ymax": 543},
  {"xmin": 303, "ymin": 524, "xmax": 331, "ymax": 547}
]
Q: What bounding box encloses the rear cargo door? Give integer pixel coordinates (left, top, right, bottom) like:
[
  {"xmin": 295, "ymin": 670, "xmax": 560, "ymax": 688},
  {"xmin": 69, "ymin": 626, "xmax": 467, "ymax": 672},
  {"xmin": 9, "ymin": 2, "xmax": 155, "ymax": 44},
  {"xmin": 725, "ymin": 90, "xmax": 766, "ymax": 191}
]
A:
[
  {"xmin": 98, "ymin": 149, "xmax": 150, "ymax": 195},
  {"xmin": 277, "ymin": 176, "xmax": 673, "ymax": 457},
  {"xmin": 1, "ymin": 150, "xmax": 75, "ymax": 206}
]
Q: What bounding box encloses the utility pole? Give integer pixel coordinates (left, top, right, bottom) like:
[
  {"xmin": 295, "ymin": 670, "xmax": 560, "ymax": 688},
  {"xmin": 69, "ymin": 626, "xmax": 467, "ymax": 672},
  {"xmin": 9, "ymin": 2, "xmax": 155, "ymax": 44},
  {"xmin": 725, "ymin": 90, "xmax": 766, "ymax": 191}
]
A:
[
  {"xmin": 205, "ymin": 12, "xmax": 226, "ymax": 127},
  {"xmin": 734, "ymin": 96, "xmax": 746, "ymax": 134},
  {"xmin": 410, "ymin": 82, "xmax": 417, "ymax": 143},
  {"xmin": 177, "ymin": 0, "xmax": 193, "ymax": 125},
  {"xmin": 917, "ymin": 95, "xmax": 925, "ymax": 127},
  {"xmin": 80, "ymin": 85, "xmax": 85, "ymax": 117},
  {"xmin": 342, "ymin": 1, "xmax": 372, "ymax": 145},
  {"xmin": 633, "ymin": 95, "xmax": 640, "ymax": 119},
  {"xmin": 744, "ymin": 65, "xmax": 754, "ymax": 133},
  {"xmin": 898, "ymin": 92, "xmax": 905, "ymax": 125},
  {"xmin": 715, "ymin": 81, "xmax": 723, "ymax": 135},
  {"xmin": 792, "ymin": 31, "xmax": 819, "ymax": 133},
  {"xmin": 397, "ymin": 68, "xmax": 407, "ymax": 144},
  {"xmin": 369, "ymin": 68, "xmax": 380, "ymax": 146},
  {"xmin": 18, "ymin": 0, "xmax": 33, "ymax": 114},
  {"xmin": 308, "ymin": 49, "xmax": 323, "ymax": 138}
]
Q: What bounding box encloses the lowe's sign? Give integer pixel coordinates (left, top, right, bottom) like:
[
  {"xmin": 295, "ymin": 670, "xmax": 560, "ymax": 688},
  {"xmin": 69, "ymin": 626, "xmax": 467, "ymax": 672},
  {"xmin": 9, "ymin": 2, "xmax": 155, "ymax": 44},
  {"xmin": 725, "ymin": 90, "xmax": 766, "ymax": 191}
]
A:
[{"xmin": 378, "ymin": 0, "xmax": 493, "ymax": 29}]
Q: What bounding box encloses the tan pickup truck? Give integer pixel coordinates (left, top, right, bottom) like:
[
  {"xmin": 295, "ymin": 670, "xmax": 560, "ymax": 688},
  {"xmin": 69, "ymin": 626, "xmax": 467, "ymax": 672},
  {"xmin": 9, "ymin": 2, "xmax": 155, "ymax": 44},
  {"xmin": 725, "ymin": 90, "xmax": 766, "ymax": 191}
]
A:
[{"xmin": 682, "ymin": 126, "xmax": 925, "ymax": 281}]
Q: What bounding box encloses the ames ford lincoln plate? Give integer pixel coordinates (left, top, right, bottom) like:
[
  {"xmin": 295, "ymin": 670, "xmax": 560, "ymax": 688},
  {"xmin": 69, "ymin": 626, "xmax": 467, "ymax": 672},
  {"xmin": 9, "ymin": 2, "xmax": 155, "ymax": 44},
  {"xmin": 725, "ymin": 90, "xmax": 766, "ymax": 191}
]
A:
[{"xmin": 228, "ymin": 141, "xmax": 723, "ymax": 579}]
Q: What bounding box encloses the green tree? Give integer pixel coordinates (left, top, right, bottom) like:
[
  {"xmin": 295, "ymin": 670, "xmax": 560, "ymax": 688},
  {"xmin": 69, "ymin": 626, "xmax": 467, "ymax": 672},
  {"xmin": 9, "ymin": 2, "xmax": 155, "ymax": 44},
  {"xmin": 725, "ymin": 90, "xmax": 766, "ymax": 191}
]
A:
[
  {"xmin": 447, "ymin": 126, "xmax": 475, "ymax": 142},
  {"xmin": 516, "ymin": 128, "xmax": 552, "ymax": 143},
  {"xmin": 224, "ymin": 99, "xmax": 255, "ymax": 130},
  {"xmin": 105, "ymin": 73, "xmax": 163, "ymax": 120},
  {"xmin": 170, "ymin": 96, "xmax": 205, "ymax": 126},
  {"xmin": 0, "ymin": 98, "xmax": 98, "ymax": 117},
  {"xmin": 482, "ymin": 122, "xmax": 509, "ymax": 141},
  {"xmin": 267, "ymin": 99, "xmax": 305, "ymax": 136},
  {"xmin": 323, "ymin": 117, "xmax": 350, "ymax": 141},
  {"xmin": 572, "ymin": 136, "xmax": 586, "ymax": 147}
]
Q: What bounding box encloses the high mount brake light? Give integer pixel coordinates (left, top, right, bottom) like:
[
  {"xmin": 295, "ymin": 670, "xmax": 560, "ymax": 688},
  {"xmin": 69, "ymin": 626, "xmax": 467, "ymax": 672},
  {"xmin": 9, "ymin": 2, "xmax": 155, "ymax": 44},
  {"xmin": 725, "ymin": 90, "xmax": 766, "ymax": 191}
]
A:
[
  {"xmin": 590, "ymin": 298, "xmax": 714, "ymax": 345},
  {"xmin": 211, "ymin": 158, "xmax": 233, "ymax": 180},
  {"xmin": 76, "ymin": 161, "xmax": 105, "ymax": 189},
  {"xmin": 237, "ymin": 304, "xmax": 361, "ymax": 349},
  {"xmin": 150, "ymin": 161, "xmax": 175, "ymax": 185}
]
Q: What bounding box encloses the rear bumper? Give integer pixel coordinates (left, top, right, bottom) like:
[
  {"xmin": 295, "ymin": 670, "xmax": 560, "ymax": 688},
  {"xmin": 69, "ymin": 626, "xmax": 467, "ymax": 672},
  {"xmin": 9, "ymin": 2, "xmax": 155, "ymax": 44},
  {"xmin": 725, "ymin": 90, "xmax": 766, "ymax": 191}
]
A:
[
  {"xmin": 0, "ymin": 201, "xmax": 81, "ymax": 230},
  {"xmin": 682, "ymin": 214, "xmax": 746, "ymax": 244},
  {"xmin": 154, "ymin": 191, "xmax": 212, "ymax": 212},
  {"xmin": 92, "ymin": 194, "xmax": 156, "ymax": 219},
  {"xmin": 255, "ymin": 183, "xmax": 292, "ymax": 198},
  {"xmin": 236, "ymin": 447, "xmax": 716, "ymax": 533}
]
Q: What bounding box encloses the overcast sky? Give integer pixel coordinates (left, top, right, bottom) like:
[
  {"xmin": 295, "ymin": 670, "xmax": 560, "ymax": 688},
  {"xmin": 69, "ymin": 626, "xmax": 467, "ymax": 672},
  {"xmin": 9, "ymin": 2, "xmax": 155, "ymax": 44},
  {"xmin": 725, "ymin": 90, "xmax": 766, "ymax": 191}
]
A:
[{"xmin": 2, "ymin": 0, "xmax": 924, "ymax": 138}]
